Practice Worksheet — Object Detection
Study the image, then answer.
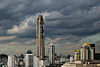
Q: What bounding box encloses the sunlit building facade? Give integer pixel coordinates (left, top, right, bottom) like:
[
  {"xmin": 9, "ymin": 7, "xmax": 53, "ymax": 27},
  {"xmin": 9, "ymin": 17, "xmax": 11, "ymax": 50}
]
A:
[{"xmin": 36, "ymin": 15, "xmax": 45, "ymax": 59}]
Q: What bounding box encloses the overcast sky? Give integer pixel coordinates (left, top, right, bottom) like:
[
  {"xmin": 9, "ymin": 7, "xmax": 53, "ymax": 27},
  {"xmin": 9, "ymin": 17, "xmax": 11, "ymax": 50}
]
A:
[{"xmin": 0, "ymin": 0, "xmax": 100, "ymax": 55}]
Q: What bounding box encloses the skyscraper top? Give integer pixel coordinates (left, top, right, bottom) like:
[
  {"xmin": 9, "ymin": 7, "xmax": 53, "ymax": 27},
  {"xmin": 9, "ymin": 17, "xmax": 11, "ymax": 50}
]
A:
[
  {"xmin": 36, "ymin": 15, "xmax": 45, "ymax": 59},
  {"xmin": 37, "ymin": 15, "xmax": 44, "ymax": 24},
  {"xmin": 38, "ymin": 15, "xmax": 43, "ymax": 20}
]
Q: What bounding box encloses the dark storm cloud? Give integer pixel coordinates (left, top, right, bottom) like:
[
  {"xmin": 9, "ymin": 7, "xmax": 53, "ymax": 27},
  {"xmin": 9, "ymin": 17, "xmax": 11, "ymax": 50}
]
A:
[
  {"xmin": 0, "ymin": 0, "xmax": 100, "ymax": 45},
  {"xmin": 0, "ymin": 0, "xmax": 100, "ymax": 55},
  {"xmin": 44, "ymin": 6, "xmax": 100, "ymax": 36}
]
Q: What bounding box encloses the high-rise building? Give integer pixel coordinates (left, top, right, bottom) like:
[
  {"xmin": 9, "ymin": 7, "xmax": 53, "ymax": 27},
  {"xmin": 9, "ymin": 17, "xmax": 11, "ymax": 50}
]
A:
[
  {"xmin": 36, "ymin": 15, "xmax": 45, "ymax": 59},
  {"xmin": 8, "ymin": 56, "xmax": 16, "ymax": 67},
  {"xmin": 74, "ymin": 49, "xmax": 80, "ymax": 61},
  {"xmin": 34, "ymin": 56, "xmax": 40, "ymax": 67},
  {"xmin": 90, "ymin": 44, "xmax": 95, "ymax": 60},
  {"xmin": 80, "ymin": 43, "xmax": 95, "ymax": 60},
  {"xmin": 49, "ymin": 43, "xmax": 55, "ymax": 65},
  {"xmin": 25, "ymin": 54, "xmax": 34, "ymax": 67},
  {"xmin": 80, "ymin": 43, "xmax": 90, "ymax": 60}
]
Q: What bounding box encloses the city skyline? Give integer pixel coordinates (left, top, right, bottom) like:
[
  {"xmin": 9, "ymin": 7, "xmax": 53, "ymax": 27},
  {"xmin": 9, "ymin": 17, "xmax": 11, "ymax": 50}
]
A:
[{"xmin": 0, "ymin": 0, "xmax": 100, "ymax": 55}]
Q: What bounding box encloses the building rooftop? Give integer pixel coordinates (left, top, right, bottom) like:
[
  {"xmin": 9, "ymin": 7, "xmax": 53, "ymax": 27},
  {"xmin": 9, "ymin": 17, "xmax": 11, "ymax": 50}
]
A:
[{"xmin": 83, "ymin": 43, "xmax": 90, "ymax": 46}]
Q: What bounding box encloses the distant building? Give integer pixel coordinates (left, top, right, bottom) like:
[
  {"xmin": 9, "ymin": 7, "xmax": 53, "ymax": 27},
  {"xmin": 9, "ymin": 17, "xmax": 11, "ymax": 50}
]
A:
[
  {"xmin": 80, "ymin": 43, "xmax": 95, "ymax": 60},
  {"xmin": 74, "ymin": 49, "xmax": 80, "ymax": 61},
  {"xmin": 8, "ymin": 55, "xmax": 15, "ymax": 67},
  {"xmin": 80, "ymin": 43, "xmax": 90, "ymax": 60},
  {"xmin": 34, "ymin": 56, "xmax": 40, "ymax": 67},
  {"xmin": 36, "ymin": 15, "xmax": 45, "ymax": 59},
  {"xmin": 89, "ymin": 44, "xmax": 95, "ymax": 60},
  {"xmin": 70, "ymin": 56, "xmax": 74, "ymax": 63},
  {"xmin": 25, "ymin": 50, "xmax": 34, "ymax": 67},
  {"xmin": 49, "ymin": 43, "xmax": 55, "ymax": 65},
  {"xmin": 62, "ymin": 43, "xmax": 100, "ymax": 67},
  {"xmin": 25, "ymin": 54, "xmax": 34, "ymax": 67}
]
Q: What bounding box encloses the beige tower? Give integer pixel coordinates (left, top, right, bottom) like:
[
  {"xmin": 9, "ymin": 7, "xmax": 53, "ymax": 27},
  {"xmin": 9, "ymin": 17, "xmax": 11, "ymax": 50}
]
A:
[
  {"xmin": 36, "ymin": 15, "xmax": 45, "ymax": 59},
  {"xmin": 74, "ymin": 49, "xmax": 80, "ymax": 61},
  {"xmin": 80, "ymin": 43, "xmax": 90, "ymax": 60}
]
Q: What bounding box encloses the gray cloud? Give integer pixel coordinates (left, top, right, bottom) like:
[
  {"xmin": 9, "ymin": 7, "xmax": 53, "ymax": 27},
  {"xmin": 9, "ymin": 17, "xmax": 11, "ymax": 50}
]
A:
[
  {"xmin": 7, "ymin": 16, "xmax": 35, "ymax": 36},
  {"xmin": 0, "ymin": 0, "xmax": 100, "ymax": 55}
]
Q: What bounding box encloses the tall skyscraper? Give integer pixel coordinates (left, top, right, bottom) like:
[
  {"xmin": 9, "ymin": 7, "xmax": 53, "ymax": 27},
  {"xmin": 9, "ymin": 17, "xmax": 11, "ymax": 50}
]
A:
[
  {"xmin": 49, "ymin": 43, "xmax": 55, "ymax": 65},
  {"xmin": 8, "ymin": 55, "xmax": 16, "ymax": 67},
  {"xmin": 36, "ymin": 15, "xmax": 45, "ymax": 59}
]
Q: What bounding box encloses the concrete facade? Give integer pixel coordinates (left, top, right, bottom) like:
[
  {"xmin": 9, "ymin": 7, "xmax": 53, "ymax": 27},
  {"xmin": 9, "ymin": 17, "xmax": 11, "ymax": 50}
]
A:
[
  {"xmin": 25, "ymin": 54, "xmax": 34, "ymax": 67},
  {"xmin": 80, "ymin": 43, "xmax": 95, "ymax": 60},
  {"xmin": 8, "ymin": 56, "xmax": 15, "ymax": 67},
  {"xmin": 36, "ymin": 15, "xmax": 45, "ymax": 59},
  {"xmin": 49, "ymin": 43, "xmax": 55, "ymax": 65}
]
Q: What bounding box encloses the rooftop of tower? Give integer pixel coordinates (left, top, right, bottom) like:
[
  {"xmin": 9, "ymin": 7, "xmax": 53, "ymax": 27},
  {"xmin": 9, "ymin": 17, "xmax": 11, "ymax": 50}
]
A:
[
  {"xmin": 38, "ymin": 15, "xmax": 43, "ymax": 20},
  {"xmin": 75, "ymin": 49, "xmax": 80, "ymax": 52},
  {"xmin": 83, "ymin": 43, "xmax": 90, "ymax": 46}
]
